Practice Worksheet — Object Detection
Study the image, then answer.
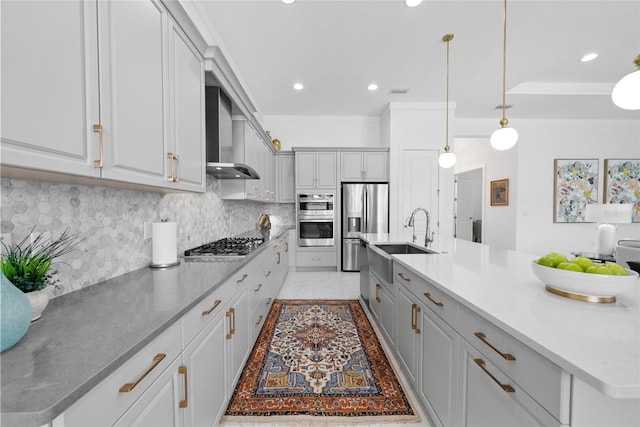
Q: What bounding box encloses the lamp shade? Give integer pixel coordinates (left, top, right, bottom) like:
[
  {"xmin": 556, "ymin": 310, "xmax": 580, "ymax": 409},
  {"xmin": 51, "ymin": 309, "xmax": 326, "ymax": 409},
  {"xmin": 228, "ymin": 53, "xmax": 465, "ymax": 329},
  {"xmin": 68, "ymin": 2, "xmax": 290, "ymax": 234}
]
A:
[
  {"xmin": 611, "ymin": 69, "xmax": 640, "ymax": 110},
  {"xmin": 490, "ymin": 126, "xmax": 518, "ymax": 151},
  {"xmin": 438, "ymin": 152, "xmax": 456, "ymax": 168},
  {"xmin": 585, "ymin": 203, "xmax": 633, "ymax": 224}
]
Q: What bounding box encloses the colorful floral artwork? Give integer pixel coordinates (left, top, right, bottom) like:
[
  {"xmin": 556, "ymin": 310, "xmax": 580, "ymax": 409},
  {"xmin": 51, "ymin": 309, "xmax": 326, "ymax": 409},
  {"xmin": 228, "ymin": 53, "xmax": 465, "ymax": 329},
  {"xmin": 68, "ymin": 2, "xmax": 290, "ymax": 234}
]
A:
[
  {"xmin": 554, "ymin": 159, "xmax": 598, "ymax": 223},
  {"xmin": 605, "ymin": 159, "xmax": 640, "ymax": 223}
]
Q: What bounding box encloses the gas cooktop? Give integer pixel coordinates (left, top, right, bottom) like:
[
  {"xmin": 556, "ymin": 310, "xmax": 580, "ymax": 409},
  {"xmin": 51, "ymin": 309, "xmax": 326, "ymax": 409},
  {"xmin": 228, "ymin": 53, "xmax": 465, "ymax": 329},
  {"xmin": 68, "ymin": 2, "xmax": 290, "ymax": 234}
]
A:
[{"xmin": 184, "ymin": 237, "xmax": 265, "ymax": 258}]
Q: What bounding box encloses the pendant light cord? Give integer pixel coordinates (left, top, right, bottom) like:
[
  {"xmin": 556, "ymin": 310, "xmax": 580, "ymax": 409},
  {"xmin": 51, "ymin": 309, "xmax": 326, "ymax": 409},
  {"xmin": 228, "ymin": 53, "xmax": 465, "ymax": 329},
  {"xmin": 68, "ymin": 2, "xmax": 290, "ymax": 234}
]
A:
[
  {"xmin": 443, "ymin": 34, "xmax": 454, "ymax": 152},
  {"xmin": 500, "ymin": 0, "xmax": 508, "ymax": 127}
]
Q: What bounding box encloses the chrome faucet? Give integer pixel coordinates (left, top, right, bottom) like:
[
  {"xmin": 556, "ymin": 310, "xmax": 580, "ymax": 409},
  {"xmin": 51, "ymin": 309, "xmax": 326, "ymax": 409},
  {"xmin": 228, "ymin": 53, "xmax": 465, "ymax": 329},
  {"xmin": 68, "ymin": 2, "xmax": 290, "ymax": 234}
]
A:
[{"xmin": 406, "ymin": 207, "xmax": 434, "ymax": 247}]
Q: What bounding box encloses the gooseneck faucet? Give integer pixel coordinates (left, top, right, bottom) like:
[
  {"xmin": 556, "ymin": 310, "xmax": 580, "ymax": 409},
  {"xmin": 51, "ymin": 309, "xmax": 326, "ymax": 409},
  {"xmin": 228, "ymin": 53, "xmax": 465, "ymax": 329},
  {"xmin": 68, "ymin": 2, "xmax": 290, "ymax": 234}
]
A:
[{"xmin": 406, "ymin": 207, "xmax": 434, "ymax": 247}]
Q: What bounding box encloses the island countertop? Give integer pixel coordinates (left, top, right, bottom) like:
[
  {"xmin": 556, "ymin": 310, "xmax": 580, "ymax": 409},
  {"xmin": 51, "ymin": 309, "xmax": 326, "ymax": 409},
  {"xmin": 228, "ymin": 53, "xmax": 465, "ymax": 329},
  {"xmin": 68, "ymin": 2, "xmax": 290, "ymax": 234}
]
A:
[
  {"xmin": 360, "ymin": 233, "xmax": 640, "ymax": 399},
  {"xmin": 1, "ymin": 227, "xmax": 291, "ymax": 427}
]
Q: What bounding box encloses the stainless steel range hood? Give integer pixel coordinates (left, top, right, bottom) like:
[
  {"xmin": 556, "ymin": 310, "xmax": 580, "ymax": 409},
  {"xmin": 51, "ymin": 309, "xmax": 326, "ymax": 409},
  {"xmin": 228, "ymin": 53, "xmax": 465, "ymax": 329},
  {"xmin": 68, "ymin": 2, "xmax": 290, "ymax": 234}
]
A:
[{"xmin": 205, "ymin": 86, "xmax": 260, "ymax": 179}]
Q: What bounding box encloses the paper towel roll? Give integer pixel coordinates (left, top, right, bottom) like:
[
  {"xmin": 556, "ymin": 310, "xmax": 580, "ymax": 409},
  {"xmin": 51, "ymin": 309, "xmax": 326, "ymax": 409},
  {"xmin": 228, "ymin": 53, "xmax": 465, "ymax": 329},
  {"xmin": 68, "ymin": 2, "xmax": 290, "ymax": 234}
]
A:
[{"xmin": 151, "ymin": 221, "xmax": 178, "ymax": 267}]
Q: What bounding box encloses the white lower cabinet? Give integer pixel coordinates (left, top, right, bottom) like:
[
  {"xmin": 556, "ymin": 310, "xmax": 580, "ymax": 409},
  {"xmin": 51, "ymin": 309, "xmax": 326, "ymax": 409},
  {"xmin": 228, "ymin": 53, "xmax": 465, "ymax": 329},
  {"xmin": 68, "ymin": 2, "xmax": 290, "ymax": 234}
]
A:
[
  {"xmin": 114, "ymin": 356, "xmax": 185, "ymax": 427},
  {"xmin": 368, "ymin": 271, "xmax": 396, "ymax": 347},
  {"xmin": 419, "ymin": 303, "xmax": 458, "ymax": 427},
  {"xmin": 58, "ymin": 233, "xmax": 290, "ymax": 427},
  {"xmin": 181, "ymin": 307, "xmax": 228, "ymax": 427},
  {"xmin": 377, "ymin": 260, "xmax": 571, "ymax": 427},
  {"xmin": 460, "ymin": 340, "xmax": 561, "ymax": 427},
  {"xmin": 395, "ymin": 285, "xmax": 419, "ymax": 385}
]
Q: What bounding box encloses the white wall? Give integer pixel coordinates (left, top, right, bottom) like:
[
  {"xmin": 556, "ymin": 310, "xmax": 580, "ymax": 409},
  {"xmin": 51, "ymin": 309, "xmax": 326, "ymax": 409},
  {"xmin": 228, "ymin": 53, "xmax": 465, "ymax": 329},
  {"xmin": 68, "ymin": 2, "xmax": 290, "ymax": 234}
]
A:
[
  {"xmin": 454, "ymin": 135, "xmax": 517, "ymax": 250},
  {"xmin": 456, "ymin": 119, "xmax": 640, "ymax": 256},
  {"xmin": 262, "ymin": 115, "xmax": 382, "ymax": 150},
  {"xmin": 514, "ymin": 120, "xmax": 640, "ymax": 256}
]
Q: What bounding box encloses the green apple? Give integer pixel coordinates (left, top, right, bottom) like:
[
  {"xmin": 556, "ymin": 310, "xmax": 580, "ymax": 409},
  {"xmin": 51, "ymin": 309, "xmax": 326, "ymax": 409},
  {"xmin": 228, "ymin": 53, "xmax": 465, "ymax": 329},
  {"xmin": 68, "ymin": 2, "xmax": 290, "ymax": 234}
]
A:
[
  {"xmin": 605, "ymin": 263, "xmax": 628, "ymax": 276},
  {"xmin": 547, "ymin": 252, "xmax": 568, "ymax": 265},
  {"xmin": 572, "ymin": 256, "xmax": 595, "ymax": 271},
  {"xmin": 537, "ymin": 256, "xmax": 557, "ymax": 267},
  {"xmin": 585, "ymin": 265, "xmax": 613, "ymax": 275},
  {"xmin": 557, "ymin": 262, "xmax": 584, "ymax": 272}
]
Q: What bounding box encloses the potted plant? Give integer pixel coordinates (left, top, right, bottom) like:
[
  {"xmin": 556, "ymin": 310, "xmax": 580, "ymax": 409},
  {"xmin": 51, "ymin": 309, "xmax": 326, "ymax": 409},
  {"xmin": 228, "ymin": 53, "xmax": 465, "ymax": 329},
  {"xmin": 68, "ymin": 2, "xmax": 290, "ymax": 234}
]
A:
[{"xmin": 0, "ymin": 228, "xmax": 82, "ymax": 321}]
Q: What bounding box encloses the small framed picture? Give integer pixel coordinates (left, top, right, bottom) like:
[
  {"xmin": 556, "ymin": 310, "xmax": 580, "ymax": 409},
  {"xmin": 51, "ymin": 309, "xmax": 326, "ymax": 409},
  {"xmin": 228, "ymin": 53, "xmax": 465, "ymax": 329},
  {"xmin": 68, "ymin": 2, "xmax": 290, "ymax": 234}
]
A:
[{"xmin": 490, "ymin": 179, "xmax": 509, "ymax": 206}]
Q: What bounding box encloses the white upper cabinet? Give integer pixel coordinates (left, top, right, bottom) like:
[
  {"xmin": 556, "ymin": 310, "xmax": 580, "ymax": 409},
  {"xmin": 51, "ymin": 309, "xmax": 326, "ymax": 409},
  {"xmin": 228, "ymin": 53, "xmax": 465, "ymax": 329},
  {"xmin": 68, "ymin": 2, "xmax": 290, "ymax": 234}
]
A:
[
  {"xmin": 295, "ymin": 151, "xmax": 337, "ymax": 190},
  {"xmin": 97, "ymin": 0, "xmax": 167, "ymax": 185},
  {"xmin": 340, "ymin": 150, "xmax": 389, "ymax": 182},
  {"xmin": 276, "ymin": 153, "xmax": 295, "ymax": 203},
  {"xmin": 167, "ymin": 22, "xmax": 206, "ymax": 192},
  {"xmin": 1, "ymin": 0, "xmax": 205, "ymax": 193},
  {"xmin": 1, "ymin": 0, "xmax": 100, "ymax": 178}
]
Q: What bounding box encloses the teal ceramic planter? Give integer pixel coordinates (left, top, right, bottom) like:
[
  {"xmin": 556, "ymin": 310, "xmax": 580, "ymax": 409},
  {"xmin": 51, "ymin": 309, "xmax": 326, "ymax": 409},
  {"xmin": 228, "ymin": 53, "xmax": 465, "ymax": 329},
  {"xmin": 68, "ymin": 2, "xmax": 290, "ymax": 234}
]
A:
[{"xmin": 1, "ymin": 271, "xmax": 32, "ymax": 352}]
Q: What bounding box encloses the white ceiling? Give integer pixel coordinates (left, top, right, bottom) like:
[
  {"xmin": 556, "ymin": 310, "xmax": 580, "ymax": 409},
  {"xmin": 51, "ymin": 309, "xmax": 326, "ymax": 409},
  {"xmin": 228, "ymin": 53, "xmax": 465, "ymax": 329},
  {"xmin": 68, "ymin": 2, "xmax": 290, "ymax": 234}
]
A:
[{"xmin": 184, "ymin": 0, "xmax": 640, "ymax": 121}]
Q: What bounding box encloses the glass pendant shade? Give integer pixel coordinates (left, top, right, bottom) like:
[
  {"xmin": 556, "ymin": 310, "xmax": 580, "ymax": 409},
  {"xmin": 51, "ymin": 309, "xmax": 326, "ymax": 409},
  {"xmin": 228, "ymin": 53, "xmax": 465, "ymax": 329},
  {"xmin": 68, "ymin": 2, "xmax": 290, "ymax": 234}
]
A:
[
  {"xmin": 612, "ymin": 69, "xmax": 640, "ymax": 110},
  {"xmin": 438, "ymin": 151, "xmax": 456, "ymax": 168},
  {"xmin": 490, "ymin": 126, "xmax": 519, "ymax": 151}
]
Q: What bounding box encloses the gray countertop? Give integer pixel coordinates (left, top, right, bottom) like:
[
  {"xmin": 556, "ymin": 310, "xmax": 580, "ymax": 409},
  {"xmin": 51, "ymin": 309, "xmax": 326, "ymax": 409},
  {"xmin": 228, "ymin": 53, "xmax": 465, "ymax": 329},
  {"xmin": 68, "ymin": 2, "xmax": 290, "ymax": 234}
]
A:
[{"xmin": 1, "ymin": 227, "xmax": 291, "ymax": 427}]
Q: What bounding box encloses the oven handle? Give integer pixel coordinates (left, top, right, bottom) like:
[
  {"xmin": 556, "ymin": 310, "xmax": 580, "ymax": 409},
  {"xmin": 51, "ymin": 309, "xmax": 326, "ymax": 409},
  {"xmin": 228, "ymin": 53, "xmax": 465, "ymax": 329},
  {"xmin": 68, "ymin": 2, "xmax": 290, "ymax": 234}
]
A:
[{"xmin": 299, "ymin": 218, "xmax": 334, "ymax": 223}]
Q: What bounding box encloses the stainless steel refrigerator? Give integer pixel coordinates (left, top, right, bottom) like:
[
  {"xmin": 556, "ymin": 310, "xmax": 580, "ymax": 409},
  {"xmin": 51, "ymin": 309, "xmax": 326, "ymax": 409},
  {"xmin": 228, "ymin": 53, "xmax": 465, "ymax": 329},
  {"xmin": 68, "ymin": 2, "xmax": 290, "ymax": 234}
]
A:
[{"xmin": 342, "ymin": 183, "xmax": 389, "ymax": 272}]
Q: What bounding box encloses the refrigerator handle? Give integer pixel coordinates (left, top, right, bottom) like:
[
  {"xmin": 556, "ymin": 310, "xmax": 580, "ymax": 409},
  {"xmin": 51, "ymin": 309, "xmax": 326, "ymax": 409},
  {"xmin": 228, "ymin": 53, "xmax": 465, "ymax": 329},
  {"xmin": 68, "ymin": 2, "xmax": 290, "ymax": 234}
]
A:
[{"xmin": 363, "ymin": 186, "xmax": 368, "ymax": 232}]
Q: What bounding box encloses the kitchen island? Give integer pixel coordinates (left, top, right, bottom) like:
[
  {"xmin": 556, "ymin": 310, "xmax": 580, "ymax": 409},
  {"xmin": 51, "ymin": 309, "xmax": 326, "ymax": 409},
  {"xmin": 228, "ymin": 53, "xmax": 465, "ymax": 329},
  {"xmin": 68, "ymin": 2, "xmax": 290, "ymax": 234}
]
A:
[
  {"xmin": 1, "ymin": 227, "xmax": 291, "ymax": 427},
  {"xmin": 361, "ymin": 233, "xmax": 640, "ymax": 426}
]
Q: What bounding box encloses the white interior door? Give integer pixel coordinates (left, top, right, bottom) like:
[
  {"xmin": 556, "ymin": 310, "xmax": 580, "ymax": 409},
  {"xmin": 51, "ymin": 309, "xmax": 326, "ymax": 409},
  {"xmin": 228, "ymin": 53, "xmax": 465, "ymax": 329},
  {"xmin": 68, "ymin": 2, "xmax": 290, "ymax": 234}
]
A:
[
  {"xmin": 401, "ymin": 149, "xmax": 439, "ymax": 241},
  {"xmin": 455, "ymin": 174, "xmax": 474, "ymax": 241}
]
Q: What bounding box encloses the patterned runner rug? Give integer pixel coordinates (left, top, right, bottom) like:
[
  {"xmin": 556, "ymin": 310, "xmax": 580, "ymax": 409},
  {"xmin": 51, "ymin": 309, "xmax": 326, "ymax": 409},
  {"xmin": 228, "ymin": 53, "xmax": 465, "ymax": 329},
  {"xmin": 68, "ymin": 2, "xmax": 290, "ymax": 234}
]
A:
[{"xmin": 223, "ymin": 299, "xmax": 418, "ymax": 424}]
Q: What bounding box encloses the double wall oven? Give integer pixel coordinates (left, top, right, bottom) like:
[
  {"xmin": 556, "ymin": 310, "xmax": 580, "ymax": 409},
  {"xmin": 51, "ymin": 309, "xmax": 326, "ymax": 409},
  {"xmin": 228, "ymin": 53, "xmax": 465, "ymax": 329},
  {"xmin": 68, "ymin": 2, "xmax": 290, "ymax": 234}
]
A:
[{"xmin": 297, "ymin": 193, "xmax": 335, "ymax": 247}]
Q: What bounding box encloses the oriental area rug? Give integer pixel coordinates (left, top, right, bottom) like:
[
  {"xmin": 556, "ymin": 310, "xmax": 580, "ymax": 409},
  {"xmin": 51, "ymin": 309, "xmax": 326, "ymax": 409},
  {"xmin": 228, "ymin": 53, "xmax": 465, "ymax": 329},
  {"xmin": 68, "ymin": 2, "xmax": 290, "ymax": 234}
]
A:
[{"xmin": 223, "ymin": 300, "xmax": 418, "ymax": 424}]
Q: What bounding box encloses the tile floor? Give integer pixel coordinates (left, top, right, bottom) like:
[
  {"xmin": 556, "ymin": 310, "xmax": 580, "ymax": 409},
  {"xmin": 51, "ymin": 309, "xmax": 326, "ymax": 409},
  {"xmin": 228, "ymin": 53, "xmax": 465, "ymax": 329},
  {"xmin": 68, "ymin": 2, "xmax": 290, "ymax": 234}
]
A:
[{"xmin": 221, "ymin": 270, "xmax": 431, "ymax": 427}]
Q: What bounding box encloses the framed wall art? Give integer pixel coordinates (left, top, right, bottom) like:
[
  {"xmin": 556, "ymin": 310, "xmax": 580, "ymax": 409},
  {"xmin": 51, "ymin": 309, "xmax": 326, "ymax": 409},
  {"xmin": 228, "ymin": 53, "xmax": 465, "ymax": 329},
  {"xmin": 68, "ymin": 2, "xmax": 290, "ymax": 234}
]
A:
[
  {"xmin": 553, "ymin": 159, "xmax": 598, "ymax": 223},
  {"xmin": 490, "ymin": 179, "xmax": 509, "ymax": 206},
  {"xmin": 604, "ymin": 159, "xmax": 640, "ymax": 223}
]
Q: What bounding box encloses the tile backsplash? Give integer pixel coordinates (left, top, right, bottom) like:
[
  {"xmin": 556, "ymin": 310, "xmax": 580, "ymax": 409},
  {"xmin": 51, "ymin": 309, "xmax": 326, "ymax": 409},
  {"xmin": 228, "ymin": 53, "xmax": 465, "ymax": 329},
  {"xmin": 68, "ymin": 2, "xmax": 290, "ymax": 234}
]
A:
[{"xmin": 0, "ymin": 177, "xmax": 294, "ymax": 297}]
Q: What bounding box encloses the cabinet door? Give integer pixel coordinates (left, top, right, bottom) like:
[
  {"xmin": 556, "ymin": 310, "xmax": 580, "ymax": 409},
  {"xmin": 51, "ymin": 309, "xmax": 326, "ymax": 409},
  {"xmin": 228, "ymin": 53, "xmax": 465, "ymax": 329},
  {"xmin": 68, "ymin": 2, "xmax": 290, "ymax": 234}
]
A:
[
  {"xmin": 182, "ymin": 311, "xmax": 227, "ymax": 427},
  {"xmin": 1, "ymin": 0, "xmax": 100, "ymax": 178},
  {"xmin": 98, "ymin": 0, "xmax": 168, "ymax": 186},
  {"xmin": 277, "ymin": 154, "xmax": 295, "ymax": 203},
  {"xmin": 168, "ymin": 22, "xmax": 205, "ymax": 192},
  {"xmin": 295, "ymin": 152, "xmax": 317, "ymax": 189},
  {"xmin": 340, "ymin": 152, "xmax": 364, "ymax": 181},
  {"xmin": 419, "ymin": 305, "xmax": 457, "ymax": 427},
  {"xmin": 114, "ymin": 357, "xmax": 185, "ymax": 427},
  {"xmin": 379, "ymin": 284, "xmax": 396, "ymax": 348},
  {"xmin": 227, "ymin": 287, "xmax": 250, "ymax": 388},
  {"xmin": 315, "ymin": 152, "xmax": 337, "ymax": 188},
  {"xmin": 363, "ymin": 151, "xmax": 388, "ymax": 181},
  {"xmin": 396, "ymin": 286, "xmax": 419, "ymax": 384},
  {"xmin": 369, "ymin": 273, "xmax": 382, "ymax": 321}
]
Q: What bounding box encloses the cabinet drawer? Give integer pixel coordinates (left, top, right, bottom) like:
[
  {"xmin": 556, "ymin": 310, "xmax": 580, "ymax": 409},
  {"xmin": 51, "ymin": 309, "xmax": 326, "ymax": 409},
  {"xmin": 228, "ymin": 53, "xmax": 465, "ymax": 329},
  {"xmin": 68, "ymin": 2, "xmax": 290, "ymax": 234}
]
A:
[
  {"xmin": 462, "ymin": 341, "xmax": 563, "ymax": 427},
  {"xmin": 183, "ymin": 280, "xmax": 232, "ymax": 347},
  {"xmin": 459, "ymin": 305, "xmax": 570, "ymax": 424},
  {"xmin": 394, "ymin": 262, "xmax": 458, "ymax": 328},
  {"xmin": 296, "ymin": 251, "xmax": 336, "ymax": 267},
  {"xmin": 63, "ymin": 321, "xmax": 182, "ymax": 427}
]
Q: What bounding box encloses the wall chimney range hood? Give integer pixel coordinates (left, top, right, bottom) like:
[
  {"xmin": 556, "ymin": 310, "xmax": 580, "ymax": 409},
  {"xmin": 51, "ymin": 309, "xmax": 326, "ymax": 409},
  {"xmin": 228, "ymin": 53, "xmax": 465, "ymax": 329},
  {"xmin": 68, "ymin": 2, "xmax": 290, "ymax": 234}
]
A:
[{"xmin": 205, "ymin": 86, "xmax": 260, "ymax": 179}]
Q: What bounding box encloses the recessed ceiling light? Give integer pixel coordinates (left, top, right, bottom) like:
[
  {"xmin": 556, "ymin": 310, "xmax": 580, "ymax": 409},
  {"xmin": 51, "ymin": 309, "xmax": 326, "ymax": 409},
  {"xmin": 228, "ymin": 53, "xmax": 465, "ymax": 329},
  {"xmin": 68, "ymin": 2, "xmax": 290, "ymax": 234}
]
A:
[
  {"xmin": 581, "ymin": 53, "xmax": 598, "ymax": 62},
  {"xmin": 281, "ymin": 0, "xmax": 295, "ymax": 4},
  {"xmin": 368, "ymin": 83, "xmax": 378, "ymax": 91},
  {"xmin": 405, "ymin": 0, "xmax": 423, "ymax": 7},
  {"xmin": 215, "ymin": 167, "xmax": 222, "ymax": 170},
  {"xmin": 293, "ymin": 83, "xmax": 304, "ymax": 90}
]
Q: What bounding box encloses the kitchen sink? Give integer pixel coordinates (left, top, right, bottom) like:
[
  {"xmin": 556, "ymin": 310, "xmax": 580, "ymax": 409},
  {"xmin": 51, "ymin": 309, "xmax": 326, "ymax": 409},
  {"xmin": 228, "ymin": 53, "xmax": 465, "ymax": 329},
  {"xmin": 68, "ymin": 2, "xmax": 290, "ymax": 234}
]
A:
[
  {"xmin": 375, "ymin": 243, "xmax": 436, "ymax": 256},
  {"xmin": 367, "ymin": 243, "xmax": 437, "ymax": 283}
]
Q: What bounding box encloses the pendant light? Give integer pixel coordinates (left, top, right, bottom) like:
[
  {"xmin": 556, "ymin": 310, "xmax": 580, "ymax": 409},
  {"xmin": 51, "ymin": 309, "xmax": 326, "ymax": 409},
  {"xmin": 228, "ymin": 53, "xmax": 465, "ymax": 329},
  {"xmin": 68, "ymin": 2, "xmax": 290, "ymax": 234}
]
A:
[
  {"xmin": 490, "ymin": 0, "xmax": 518, "ymax": 151},
  {"xmin": 612, "ymin": 55, "xmax": 640, "ymax": 110},
  {"xmin": 439, "ymin": 34, "xmax": 456, "ymax": 169}
]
